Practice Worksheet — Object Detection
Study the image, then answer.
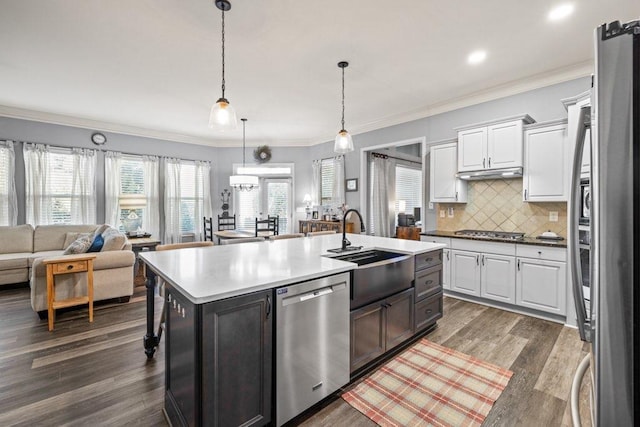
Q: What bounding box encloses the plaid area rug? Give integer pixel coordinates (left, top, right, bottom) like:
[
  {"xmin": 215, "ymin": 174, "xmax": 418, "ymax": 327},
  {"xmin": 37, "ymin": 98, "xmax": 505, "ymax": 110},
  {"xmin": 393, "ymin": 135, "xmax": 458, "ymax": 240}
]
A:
[{"xmin": 342, "ymin": 339, "xmax": 513, "ymax": 427}]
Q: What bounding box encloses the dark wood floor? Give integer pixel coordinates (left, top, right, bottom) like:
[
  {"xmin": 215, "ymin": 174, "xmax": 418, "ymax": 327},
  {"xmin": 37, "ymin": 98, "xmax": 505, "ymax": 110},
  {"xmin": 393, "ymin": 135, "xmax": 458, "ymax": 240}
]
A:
[{"xmin": 0, "ymin": 284, "xmax": 591, "ymax": 426}]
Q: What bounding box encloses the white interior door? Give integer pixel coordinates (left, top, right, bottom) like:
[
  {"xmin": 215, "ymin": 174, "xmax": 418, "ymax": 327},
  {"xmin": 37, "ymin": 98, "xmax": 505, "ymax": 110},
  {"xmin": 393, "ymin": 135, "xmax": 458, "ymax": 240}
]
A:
[{"xmin": 262, "ymin": 178, "xmax": 292, "ymax": 234}]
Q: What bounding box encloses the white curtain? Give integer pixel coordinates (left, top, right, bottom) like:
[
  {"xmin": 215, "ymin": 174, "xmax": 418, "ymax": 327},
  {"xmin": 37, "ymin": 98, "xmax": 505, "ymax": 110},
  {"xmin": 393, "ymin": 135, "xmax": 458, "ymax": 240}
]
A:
[
  {"xmin": 371, "ymin": 155, "xmax": 392, "ymax": 237},
  {"xmin": 143, "ymin": 155, "xmax": 160, "ymax": 239},
  {"xmin": 23, "ymin": 143, "xmax": 50, "ymax": 225},
  {"xmin": 164, "ymin": 158, "xmax": 182, "ymax": 244},
  {"xmin": 311, "ymin": 159, "xmax": 321, "ymax": 206},
  {"xmin": 104, "ymin": 151, "xmax": 122, "ymax": 227},
  {"xmin": 332, "ymin": 155, "xmax": 345, "ymax": 207},
  {"xmin": 70, "ymin": 148, "xmax": 97, "ymax": 224},
  {"xmin": 0, "ymin": 141, "xmax": 17, "ymax": 225},
  {"xmin": 193, "ymin": 161, "xmax": 213, "ymax": 241}
]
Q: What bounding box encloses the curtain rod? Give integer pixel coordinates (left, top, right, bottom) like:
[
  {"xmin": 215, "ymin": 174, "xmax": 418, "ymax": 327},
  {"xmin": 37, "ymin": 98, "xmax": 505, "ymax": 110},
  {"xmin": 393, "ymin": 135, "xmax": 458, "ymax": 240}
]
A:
[
  {"xmin": 17, "ymin": 140, "xmax": 206, "ymax": 164},
  {"xmin": 371, "ymin": 151, "xmax": 421, "ymax": 165}
]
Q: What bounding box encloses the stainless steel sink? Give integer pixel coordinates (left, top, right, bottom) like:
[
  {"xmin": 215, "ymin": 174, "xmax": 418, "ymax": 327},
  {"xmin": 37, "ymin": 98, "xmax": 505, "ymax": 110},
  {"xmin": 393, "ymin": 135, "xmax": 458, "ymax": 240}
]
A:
[{"xmin": 330, "ymin": 250, "xmax": 415, "ymax": 309}]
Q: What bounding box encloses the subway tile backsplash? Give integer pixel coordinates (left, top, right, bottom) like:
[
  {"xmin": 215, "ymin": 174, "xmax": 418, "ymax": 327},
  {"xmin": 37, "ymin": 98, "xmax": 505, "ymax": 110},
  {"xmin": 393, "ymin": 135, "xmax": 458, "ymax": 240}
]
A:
[{"xmin": 436, "ymin": 178, "xmax": 567, "ymax": 238}]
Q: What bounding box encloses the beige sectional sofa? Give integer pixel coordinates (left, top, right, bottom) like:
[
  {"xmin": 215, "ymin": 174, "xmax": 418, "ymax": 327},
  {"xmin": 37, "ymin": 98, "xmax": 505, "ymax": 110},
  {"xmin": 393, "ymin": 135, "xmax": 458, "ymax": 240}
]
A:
[{"xmin": 0, "ymin": 224, "xmax": 135, "ymax": 316}]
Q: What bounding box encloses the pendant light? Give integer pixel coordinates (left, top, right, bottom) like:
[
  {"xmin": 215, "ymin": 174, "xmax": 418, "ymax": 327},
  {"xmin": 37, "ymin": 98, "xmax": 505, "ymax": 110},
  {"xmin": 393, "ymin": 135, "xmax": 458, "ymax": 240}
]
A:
[
  {"xmin": 208, "ymin": 0, "xmax": 237, "ymax": 131},
  {"xmin": 230, "ymin": 118, "xmax": 259, "ymax": 191},
  {"xmin": 334, "ymin": 61, "xmax": 354, "ymax": 153}
]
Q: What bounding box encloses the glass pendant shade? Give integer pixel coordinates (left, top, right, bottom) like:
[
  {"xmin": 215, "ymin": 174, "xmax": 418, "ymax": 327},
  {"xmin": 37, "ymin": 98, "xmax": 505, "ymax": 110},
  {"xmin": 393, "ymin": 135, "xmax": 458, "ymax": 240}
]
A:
[
  {"xmin": 229, "ymin": 174, "xmax": 259, "ymax": 191},
  {"xmin": 209, "ymin": 98, "xmax": 237, "ymax": 130},
  {"xmin": 334, "ymin": 129, "xmax": 354, "ymax": 154}
]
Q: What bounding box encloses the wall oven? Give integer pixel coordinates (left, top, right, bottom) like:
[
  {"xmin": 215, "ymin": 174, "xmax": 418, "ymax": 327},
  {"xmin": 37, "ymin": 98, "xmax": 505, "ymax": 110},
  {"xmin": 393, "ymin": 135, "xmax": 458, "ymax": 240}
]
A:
[{"xmin": 579, "ymin": 178, "xmax": 590, "ymax": 225}]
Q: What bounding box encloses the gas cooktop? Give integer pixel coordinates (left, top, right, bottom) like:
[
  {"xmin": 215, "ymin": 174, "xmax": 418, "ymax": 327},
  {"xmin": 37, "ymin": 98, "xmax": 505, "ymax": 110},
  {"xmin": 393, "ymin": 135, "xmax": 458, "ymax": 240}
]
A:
[{"xmin": 454, "ymin": 229, "xmax": 525, "ymax": 241}]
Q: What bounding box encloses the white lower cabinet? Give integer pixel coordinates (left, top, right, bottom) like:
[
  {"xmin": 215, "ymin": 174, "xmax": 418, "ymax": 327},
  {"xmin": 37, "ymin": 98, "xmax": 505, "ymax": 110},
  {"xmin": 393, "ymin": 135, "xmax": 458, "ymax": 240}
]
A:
[
  {"xmin": 450, "ymin": 250, "xmax": 480, "ymax": 296},
  {"xmin": 480, "ymin": 253, "xmax": 516, "ymax": 304},
  {"xmin": 446, "ymin": 238, "xmax": 567, "ymax": 318},
  {"xmin": 516, "ymin": 257, "xmax": 567, "ymax": 315}
]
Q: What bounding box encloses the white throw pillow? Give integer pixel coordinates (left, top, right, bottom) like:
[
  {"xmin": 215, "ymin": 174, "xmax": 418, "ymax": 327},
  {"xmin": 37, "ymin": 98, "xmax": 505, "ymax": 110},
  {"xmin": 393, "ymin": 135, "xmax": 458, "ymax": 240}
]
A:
[
  {"xmin": 101, "ymin": 227, "xmax": 127, "ymax": 251},
  {"xmin": 63, "ymin": 234, "xmax": 94, "ymax": 255}
]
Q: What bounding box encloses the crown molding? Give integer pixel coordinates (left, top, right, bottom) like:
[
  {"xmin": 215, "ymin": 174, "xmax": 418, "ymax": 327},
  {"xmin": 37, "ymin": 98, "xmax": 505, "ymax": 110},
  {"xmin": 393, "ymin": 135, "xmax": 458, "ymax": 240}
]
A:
[
  {"xmin": 309, "ymin": 60, "xmax": 593, "ymax": 145},
  {"xmin": 1, "ymin": 61, "xmax": 592, "ymax": 148}
]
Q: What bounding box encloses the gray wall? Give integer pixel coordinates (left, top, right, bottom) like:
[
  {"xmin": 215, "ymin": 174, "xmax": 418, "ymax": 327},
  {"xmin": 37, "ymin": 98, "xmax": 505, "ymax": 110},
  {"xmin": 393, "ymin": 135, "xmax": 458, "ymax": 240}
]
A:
[{"xmin": 1, "ymin": 76, "xmax": 590, "ymax": 230}]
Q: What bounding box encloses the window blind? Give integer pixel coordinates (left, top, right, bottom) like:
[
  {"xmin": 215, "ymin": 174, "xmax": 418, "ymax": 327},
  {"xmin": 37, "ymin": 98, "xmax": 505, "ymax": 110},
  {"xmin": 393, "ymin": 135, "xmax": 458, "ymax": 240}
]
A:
[
  {"xmin": 320, "ymin": 158, "xmax": 334, "ymax": 204},
  {"xmin": 266, "ymin": 180, "xmax": 291, "ymax": 233},
  {"xmin": 0, "ymin": 146, "xmax": 10, "ymax": 225},
  {"xmin": 236, "ymin": 186, "xmax": 260, "ymax": 231},
  {"xmin": 118, "ymin": 156, "xmax": 145, "ymax": 231},
  {"xmin": 178, "ymin": 163, "xmax": 204, "ymax": 234},
  {"xmin": 394, "ymin": 165, "xmax": 422, "ymax": 227},
  {"xmin": 48, "ymin": 152, "xmax": 80, "ymax": 224}
]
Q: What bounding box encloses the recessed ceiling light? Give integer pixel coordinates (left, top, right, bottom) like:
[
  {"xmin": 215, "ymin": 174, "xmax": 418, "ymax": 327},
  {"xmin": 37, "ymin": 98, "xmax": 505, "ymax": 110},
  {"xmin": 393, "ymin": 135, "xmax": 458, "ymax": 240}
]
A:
[
  {"xmin": 467, "ymin": 50, "xmax": 487, "ymax": 65},
  {"xmin": 548, "ymin": 3, "xmax": 574, "ymax": 21}
]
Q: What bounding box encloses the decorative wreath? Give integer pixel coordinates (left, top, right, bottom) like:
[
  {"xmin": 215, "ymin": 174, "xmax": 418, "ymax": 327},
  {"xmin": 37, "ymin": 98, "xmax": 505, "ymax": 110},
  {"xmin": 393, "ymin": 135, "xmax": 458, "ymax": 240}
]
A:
[{"xmin": 253, "ymin": 145, "xmax": 272, "ymax": 163}]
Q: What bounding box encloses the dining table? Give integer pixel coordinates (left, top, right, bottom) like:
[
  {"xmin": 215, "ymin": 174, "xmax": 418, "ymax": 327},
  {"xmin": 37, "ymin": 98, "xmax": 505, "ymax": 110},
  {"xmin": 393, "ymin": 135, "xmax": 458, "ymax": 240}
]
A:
[{"xmin": 212, "ymin": 229, "xmax": 257, "ymax": 244}]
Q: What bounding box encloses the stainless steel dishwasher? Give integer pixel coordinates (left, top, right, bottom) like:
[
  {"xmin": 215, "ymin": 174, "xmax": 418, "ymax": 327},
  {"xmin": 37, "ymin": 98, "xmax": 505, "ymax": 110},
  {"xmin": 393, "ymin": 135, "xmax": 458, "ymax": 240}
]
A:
[{"xmin": 275, "ymin": 272, "xmax": 350, "ymax": 426}]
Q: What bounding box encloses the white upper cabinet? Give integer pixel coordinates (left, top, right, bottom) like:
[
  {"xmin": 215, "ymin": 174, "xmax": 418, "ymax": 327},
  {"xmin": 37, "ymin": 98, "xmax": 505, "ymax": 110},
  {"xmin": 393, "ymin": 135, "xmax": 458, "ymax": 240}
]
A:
[
  {"xmin": 456, "ymin": 115, "xmax": 534, "ymax": 172},
  {"xmin": 430, "ymin": 142, "xmax": 467, "ymax": 203},
  {"xmin": 523, "ymin": 120, "xmax": 569, "ymax": 202}
]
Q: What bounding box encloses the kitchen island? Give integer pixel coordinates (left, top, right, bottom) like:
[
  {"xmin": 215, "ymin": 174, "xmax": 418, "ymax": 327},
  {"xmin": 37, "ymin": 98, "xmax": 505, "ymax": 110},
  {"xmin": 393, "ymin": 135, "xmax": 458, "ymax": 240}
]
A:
[{"xmin": 140, "ymin": 234, "xmax": 444, "ymax": 427}]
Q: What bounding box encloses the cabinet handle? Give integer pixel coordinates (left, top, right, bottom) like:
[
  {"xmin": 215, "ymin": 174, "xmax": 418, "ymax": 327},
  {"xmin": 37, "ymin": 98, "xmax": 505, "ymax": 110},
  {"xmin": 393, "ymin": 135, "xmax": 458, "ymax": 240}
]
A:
[
  {"xmin": 517, "ymin": 259, "xmax": 521, "ymax": 271},
  {"xmin": 524, "ymin": 189, "xmax": 528, "ymax": 200},
  {"xmin": 66, "ymin": 264, "xmax": 73, "ymax": 270},
  {"xmin": 476, "ymin": 255, "xmax": 479, "ymax": 266},
  {"xmin": 538, "ymin": 251, "xmax": 542, "ymax": 255},
  {"xmin": 483, "ymin": 158, "xmax": 486, "ymax": 168},
  {"xmin": 425, "ymin": 280, "xmax": 434, "ymax": 285},
  {"xmin": 488, "ymin": 157, "xmax": 492, "ymax": 168},
  {"xmin": 455, "ymin": 191, "xmax": 458, "ymax": 201},
  {"xmin": 446, "ymin": 251, "xmax": 450, "ymax": 261},
  {"xmin": 426, "ymin": 309, "xmax": 432, "ymax": 314},
  {"xmin": 167, "ymin": 294, "xmax": 172, "ymax": 303},
  {"xmin": 482, "ymin": 255, "xmax": 485, "ymax": 266},
  {"xmin": 181, "ymin": 308, "xmax": 186, "ymax": 318},
  {"xmin": 266, "ymin": 295, "xmax": 271, "ymax": 319}
]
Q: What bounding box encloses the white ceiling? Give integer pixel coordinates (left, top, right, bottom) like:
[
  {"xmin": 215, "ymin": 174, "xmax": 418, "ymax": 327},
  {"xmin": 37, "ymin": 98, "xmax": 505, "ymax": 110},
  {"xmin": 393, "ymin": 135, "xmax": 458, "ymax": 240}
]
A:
[{"xmin": 0, "ymin": 1, "xmax": 637, "ymax": 147}]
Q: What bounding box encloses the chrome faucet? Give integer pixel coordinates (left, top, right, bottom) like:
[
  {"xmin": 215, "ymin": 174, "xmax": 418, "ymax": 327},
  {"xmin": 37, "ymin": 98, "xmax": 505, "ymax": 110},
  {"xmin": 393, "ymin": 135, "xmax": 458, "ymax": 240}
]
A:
[{"xmin": 342, "ymin": 209, "xmax": 366, "ymax": 251}]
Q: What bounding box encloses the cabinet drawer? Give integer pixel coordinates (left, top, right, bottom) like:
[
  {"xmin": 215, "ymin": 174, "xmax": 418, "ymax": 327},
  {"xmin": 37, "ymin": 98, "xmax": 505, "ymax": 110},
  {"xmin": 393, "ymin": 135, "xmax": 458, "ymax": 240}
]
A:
[
  {"xmin": 516, "ymin": 244, "xmax": 566, "ymax": 261},
  {"xmin": 415, "ymin": 250, "xmax": 442, "ymax": 271},
  {"xmin": 420, "ymin": 236, "xmax": 451, "ymax": 247},
  {"xmin": 53, "ymin": 260, "xmax": 88, "ymax": 274},
  {"xmin": 415, "ymin": 291, "xmax": 443, "ymax": 332},
  {"xmin": 415, "ymin": 265, "xmax": 442, "ymax": 301}
]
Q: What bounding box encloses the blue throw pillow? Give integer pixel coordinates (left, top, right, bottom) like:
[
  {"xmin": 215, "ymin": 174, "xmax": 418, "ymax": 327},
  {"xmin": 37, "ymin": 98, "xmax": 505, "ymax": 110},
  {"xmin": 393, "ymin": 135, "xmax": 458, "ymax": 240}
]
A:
[{"xmin": 87, "ymin": 234, "xmax": 104, "ymax": 253}]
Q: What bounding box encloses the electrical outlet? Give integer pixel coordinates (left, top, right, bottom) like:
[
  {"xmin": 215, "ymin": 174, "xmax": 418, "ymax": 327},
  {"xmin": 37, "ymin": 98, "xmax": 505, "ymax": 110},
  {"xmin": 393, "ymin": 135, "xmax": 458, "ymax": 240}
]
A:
[
  {"xmin": 447, "ymin": 207, "xmax": 454, "ymax": 218},
  {"xmin": 549, "ymin": 211, "xmax": 559, "ymax": 222},
  {"xmin": 440, "ymin": 209, "xmax": 445, "ymax": 218},
  {"xmin": 429, "ymin": 202, "xmax": 434, "ymax": 210}
]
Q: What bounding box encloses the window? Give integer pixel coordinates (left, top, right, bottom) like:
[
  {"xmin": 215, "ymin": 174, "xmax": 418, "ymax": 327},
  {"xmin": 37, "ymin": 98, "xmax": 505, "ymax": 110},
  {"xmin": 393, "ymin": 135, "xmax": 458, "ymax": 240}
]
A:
[
  {"xmin": 24, "ymin": 144, "xmax": 97, "ymax": 225},
  {"xmin": 118, "ymin": 157, "xmax": 145, "ymax": 232},
  {"xmin": 320, "ymin": 158, "xmax": 335, "ymax": 204},
  {"xmin": 178, "ymin": 163, "xmax": 205, "ymax": 234},
  {"xmin": 0, "ymin": 142, "xmax": 17, "ymax": 226},
  {"xmin": 234, "ymin": 164, "xmax": 294, "ymax": 234},
  {"xmin": 394, "ymin": 165, "xmax": 422, "ymax": 227},
  {"xmin": 163, "ymin": 159, "xmax": 211, "ymax": 243}
]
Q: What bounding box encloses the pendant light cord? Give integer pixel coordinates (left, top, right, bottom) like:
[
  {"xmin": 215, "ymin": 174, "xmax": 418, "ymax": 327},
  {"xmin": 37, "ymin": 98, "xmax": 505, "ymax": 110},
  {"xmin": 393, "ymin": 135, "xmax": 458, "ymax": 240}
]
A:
[
  {"xmin": 221, "ymin": 8, "xmax": 226, "ymax": 99},
  {"xmin": 242, "ymin": 118, "xmax": 247, "ymax": 167},
  {"xmin": 341, "ymin": 66, "xmax": 345, "ymax": 130}
]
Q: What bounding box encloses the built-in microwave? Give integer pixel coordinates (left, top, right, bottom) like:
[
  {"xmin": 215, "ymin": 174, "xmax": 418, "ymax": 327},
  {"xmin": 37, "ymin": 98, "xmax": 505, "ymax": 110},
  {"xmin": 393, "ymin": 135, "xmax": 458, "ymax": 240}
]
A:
[{"xmin": 580, "ymin": 178, "xmax": 590, "ymax": 225}]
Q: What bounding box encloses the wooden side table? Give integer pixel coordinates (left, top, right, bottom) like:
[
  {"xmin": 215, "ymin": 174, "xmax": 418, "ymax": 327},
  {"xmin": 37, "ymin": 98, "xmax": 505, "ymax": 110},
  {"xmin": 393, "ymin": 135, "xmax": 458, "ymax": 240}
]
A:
[
  {"xmin": 43, "ymin": 254, "xmax": 97, "ymax": 331},
  {"xmin": 129, "ymin": 237, "xmax": 162, "ymax": 286}
]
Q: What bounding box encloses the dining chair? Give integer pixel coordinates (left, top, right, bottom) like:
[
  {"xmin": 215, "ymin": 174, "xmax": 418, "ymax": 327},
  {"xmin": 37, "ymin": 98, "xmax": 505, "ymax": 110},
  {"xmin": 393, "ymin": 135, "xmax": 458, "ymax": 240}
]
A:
[
  {"xmin": 203, "ymin": 217, "xmax": 214, "ymax": 241},
  {"xmin": 269, "ymin": 233, "xmax": 304, "ymax": 240},
  {"xmin": 255, "ymin": 217, "xmax": 278, "ymax": 237},
  {"xmin": 306, "ymin": 230, "xmax": 337, "ymax": 236},
  {"xmin": 154, "ymin": 241, "xmax": 215, "ymax": 343},
  {"xmin": 218, "ymin": 214, "xmax": 236, "ymax": 231},
  {"xmin": 221, "ymin": 237, "xmax": 265, "ymax": 245},
  {"xmin": 268, "ymin": 215, "xmax": 279, "ymax": 235}
]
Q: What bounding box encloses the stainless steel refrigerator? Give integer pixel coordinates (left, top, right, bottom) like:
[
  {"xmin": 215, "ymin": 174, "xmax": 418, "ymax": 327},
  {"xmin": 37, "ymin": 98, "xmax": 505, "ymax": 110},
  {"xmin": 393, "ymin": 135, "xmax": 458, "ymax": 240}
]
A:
[{"xmin": 570, "ymin": 19, "xmax": 639, "ymax": 426}]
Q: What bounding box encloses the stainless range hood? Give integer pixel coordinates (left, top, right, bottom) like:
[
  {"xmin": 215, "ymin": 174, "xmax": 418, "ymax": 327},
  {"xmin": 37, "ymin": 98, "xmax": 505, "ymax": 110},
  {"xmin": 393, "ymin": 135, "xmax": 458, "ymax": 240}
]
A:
[{"xmin": 455, "ymin": 167, "xmax": 523, "ymax": 180}]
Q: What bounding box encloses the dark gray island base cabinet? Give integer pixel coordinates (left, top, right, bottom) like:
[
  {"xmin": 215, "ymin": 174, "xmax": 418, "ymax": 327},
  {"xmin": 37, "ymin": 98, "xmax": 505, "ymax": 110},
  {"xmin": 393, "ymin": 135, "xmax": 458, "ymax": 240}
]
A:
[{"xmin": 164, "ymin": 285, "xmax": 272, "ymax": 427}]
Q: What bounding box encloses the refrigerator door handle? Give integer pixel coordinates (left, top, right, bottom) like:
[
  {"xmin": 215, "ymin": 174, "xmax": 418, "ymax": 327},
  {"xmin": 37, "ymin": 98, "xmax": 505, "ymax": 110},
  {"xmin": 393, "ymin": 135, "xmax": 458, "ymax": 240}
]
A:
[{"xmin": 570, "ymin": 105, "xmax": 592, "ymax": 342}]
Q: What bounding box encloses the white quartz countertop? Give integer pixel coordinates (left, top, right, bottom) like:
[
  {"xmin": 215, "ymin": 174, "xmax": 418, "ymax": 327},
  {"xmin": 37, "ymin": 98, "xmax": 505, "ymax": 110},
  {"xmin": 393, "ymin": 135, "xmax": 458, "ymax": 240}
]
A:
[{"xmin": 140, "ymin": 234, "xmax": 445, "ymax": 304}]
